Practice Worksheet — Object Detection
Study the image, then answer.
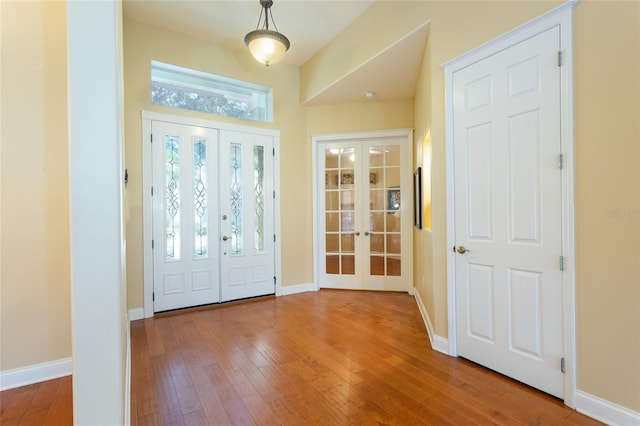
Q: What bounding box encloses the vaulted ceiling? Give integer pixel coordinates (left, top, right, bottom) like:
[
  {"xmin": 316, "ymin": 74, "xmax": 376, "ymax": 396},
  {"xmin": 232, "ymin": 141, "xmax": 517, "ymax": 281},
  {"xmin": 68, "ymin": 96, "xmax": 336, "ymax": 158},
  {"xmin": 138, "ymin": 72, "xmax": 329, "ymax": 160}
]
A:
[{"xmin": 123, "ymin": 1, "xmax": 428, "ymax": 105}]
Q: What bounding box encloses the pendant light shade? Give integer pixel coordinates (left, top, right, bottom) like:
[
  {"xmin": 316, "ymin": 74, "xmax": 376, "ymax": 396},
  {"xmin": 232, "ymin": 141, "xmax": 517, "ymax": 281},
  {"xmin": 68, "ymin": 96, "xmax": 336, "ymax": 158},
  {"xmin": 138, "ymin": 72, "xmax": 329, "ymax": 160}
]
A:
[{"xmin": 244, "ymin": 0, "xmax": 290, "ymax": 66}]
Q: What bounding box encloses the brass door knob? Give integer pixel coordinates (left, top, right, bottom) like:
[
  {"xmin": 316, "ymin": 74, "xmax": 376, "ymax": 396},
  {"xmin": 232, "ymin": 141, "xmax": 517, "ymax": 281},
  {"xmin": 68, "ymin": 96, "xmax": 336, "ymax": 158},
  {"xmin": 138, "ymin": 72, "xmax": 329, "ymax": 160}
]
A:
[{"xmin": 456, "ymin": 246, "xmax": 470, "ymax": 254}]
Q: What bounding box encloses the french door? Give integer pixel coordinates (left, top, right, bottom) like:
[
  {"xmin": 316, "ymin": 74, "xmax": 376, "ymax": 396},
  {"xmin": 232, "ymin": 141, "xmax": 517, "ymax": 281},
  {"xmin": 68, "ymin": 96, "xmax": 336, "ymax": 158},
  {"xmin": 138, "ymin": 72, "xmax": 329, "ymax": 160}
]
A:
[
  {"xmin": 314, "ymin": 130, "xmax": 412, "ymax": 292},
  {"xmin": 151, "ymin": 120, "xmax": 276, "ymax": 312}
]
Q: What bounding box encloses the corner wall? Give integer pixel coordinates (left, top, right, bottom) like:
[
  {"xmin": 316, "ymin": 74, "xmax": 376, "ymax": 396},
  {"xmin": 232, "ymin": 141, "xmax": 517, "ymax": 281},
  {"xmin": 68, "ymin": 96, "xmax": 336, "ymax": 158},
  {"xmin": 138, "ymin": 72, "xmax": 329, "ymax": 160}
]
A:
[{"xmin": 0, "ymin": 0, "xmax": 71, "ymax": 376}]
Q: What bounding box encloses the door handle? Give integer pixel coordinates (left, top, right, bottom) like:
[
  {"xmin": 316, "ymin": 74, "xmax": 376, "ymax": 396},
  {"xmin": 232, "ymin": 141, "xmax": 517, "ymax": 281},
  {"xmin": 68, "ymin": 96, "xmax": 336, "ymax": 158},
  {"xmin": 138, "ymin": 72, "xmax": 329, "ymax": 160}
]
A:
[
  {"xmin": 354, "ymin": 231, "xmax": 360, "ymax": 236},
  {"xmin": 364, "ymin": 231, "xmax": 370, "ymax": 236},
  {"xmin": 456, "ymin": 246, "xmax": 470, "ymax": 254},
  {"xmin": 222, "ymin": 236, "xmax": 230, "ymax": 241}
]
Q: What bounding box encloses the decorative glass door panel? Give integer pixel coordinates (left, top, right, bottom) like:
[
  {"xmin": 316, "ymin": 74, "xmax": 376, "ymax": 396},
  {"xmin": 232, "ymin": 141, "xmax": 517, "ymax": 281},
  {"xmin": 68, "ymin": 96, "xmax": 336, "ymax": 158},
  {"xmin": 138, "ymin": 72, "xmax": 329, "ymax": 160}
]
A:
[{"xmin": 316, "ymin": 131, "xmax": 412, "ymax": 292}]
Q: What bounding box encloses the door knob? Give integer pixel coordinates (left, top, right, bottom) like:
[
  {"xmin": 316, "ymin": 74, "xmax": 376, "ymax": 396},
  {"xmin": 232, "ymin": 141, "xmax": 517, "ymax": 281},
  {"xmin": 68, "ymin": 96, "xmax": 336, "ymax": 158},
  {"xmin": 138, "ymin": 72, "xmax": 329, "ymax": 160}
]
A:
[
  {"xmin": 354, "ymin": 231, "xmax": 360, "ymax": 236},
  {"xmin": 456, "ymin": 246, "xmax": 470, "ymax": 254},
  {"xmin": 364, "ymin": 231, "xmax": 370, "ymax": 236},
  {"xmin": 222, "ymin": 236, "xmax": 230, "ymax": 241}
]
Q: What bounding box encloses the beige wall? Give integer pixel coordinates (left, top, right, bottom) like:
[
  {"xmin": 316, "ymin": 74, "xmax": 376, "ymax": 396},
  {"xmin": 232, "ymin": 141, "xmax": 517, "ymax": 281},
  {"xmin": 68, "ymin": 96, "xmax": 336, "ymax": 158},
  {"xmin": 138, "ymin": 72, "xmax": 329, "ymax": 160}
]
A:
[
  {"xmin": 123, "ymin": 20, "xmax": 310, "ymax": 308},
  {"xmin": 302, "ymin": 0, "xmax": 639, "ymax": 413},
  {"xmin": 0, "ymin": 1, "xmax": 71, "ymax": 371},
  {"xmin": 573, "ymin": 1, "xmax": 639, "ymax": 410}
]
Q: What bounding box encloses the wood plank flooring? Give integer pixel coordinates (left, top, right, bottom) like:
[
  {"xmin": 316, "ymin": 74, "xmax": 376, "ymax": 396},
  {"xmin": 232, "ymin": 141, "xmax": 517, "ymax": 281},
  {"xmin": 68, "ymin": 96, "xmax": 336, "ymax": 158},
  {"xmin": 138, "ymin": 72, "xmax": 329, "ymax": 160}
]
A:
[
  {"xmin": 1, "ymin": 290, "xmax": 602, "ymax": 425},
  {"xmin": 130, "ymin": 290, "xmax": 599, "ymax": 425},
  {"xmin": 0, "ymin": 375, "xmax": 72, "ymax": 426}
]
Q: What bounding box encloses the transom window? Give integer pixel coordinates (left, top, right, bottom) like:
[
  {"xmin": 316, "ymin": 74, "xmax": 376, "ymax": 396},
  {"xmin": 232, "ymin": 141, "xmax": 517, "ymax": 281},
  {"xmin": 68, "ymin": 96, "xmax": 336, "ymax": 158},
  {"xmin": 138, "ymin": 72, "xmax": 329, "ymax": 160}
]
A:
[{"xmin": 151, "ymin": 61, "xmax": 273, "ymax": 123}]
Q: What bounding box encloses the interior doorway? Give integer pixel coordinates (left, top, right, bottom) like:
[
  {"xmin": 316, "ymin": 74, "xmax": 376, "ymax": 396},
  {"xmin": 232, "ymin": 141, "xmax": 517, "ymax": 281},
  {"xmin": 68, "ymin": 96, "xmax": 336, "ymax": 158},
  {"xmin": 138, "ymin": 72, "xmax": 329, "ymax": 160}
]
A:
[{"xmin": 312, "ymin": 129, "xmax": 413, "ymax": 292}]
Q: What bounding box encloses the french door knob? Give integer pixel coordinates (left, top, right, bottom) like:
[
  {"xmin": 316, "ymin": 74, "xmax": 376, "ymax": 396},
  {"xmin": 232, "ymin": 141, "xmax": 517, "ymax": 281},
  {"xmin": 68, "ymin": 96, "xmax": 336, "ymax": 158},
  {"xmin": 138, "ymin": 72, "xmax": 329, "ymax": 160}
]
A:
[
  {"xmin": 354, "ymin": 231, "xmax": 360, "ymax": 236},
  {"xmin": 364, "ymin": 232, "xmax": 370, "ymax": 236}
]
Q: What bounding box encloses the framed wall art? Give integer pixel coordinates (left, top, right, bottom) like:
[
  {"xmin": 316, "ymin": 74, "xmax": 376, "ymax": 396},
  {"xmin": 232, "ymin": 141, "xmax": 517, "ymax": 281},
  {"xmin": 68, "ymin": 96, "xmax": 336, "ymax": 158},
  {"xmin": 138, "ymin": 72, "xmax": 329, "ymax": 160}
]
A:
[{"xmin": 413, "ymin": 167, "xmax": 422, "ymax": 229}]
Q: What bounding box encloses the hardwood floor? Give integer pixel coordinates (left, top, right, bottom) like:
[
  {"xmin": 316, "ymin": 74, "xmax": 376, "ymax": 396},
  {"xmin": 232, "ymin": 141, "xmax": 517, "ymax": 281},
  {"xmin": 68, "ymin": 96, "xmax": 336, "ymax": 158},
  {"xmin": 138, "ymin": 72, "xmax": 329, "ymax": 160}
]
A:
[
  {"xmin": 1, "ymin": 290, "xmax": 602, "ymax": 425},
  {"xmin": 0, "ymin": 376, "xmax": 72, "ymax": 426},
  {"xmin": 132, "ymin": 290, "xmax": 599, "ymax": 425}
]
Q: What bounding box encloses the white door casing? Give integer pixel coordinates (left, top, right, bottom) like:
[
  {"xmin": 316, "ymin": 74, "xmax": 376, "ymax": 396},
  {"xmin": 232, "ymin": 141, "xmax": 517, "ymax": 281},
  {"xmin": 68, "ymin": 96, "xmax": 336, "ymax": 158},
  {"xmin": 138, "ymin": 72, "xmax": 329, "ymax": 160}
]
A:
[
  {"xmin": 142, "ymin": 111, "xmax": 282, "ymax": 315},
  {"xmin": 312, "ymin": 129, "xmax": 413, "ymax": 292},
  {"xmin": 444, "ymin": 2, "xmax": 576, "ymax": 405}
]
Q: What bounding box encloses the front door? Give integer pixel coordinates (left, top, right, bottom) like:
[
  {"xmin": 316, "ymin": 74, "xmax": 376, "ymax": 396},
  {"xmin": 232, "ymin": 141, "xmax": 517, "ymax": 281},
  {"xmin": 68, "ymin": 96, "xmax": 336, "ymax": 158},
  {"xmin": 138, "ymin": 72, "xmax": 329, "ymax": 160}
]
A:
[
  {"xmin": 453, "ymin": 26, "xmax": 564, "ymax": 397},
  {"xmin": 151, "ymin": 121, "xmax": 276, "ymax": 312},
  {"xmin": 152, "ymin": 121, "xmax": 220, "ymax": 312},
  {"xmin": 219, "ymin": 130, "xmax": 275, "ymax": 302}
]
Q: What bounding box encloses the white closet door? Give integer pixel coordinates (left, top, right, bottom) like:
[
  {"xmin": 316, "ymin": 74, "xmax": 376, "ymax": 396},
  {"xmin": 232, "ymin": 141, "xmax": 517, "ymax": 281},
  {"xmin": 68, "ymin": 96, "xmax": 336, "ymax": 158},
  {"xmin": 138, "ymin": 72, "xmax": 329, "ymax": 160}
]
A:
[{"xmin": 453, "ymin": 26, "xmax": 564, "ymax": 398}]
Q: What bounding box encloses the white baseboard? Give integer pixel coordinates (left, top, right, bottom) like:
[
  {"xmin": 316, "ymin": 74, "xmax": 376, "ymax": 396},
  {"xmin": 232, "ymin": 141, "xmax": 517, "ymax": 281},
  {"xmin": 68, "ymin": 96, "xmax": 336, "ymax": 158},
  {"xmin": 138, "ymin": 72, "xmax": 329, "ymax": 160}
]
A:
[
  {"xmin": 129, "ymin": 307, "xmax": 145, "ymax": 321},
  {"xmin": 413, "ymin": 287, "xmax": 449, "ymax": 355},
  {"xmin": 575, "ymin": 390, "xmax": 640, "ymax": 426},
  {"xmin": 0, "ymin": 358, "xmax": 72, "ymax": 391},
  {"xmin": 125, "ymin": 315, "xmax": 132, "ymax": 426},
  {"xmin": 281, "ymin": 282, "xmax": 316, "ymax": 296}
]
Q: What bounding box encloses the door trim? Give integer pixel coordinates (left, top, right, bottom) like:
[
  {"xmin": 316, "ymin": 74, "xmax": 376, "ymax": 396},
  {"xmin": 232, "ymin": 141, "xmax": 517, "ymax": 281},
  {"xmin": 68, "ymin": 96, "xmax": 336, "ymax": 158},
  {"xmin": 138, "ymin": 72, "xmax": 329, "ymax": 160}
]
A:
[
  {"xmin": 141, "ymin": 111, "xmax": 282, "ymax": 317},
  {"xmin": 311, "ymin": 128, "xmax": 414, "ymax": 292},
  {"xmin": 443, "ymin": 1, "xmax": 576, "ymax": 407}
]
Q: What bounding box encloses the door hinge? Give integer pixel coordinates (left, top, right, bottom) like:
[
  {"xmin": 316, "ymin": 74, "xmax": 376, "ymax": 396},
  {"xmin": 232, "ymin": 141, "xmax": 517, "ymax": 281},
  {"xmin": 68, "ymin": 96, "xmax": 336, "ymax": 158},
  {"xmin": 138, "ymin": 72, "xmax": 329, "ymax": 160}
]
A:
[
  {"xmin": 152, "ymin": 239, "xmax": 155, "ymax": 249},
  {"xmin": 558, "ymin": 153, "xmax": 564, "ymax": 169},
  {"xmin": 150, "ymin": 134, "xmax": 153, "ymax": 143},
  {"xmin": 152, "ymin": 292, "xmax": 155, "ymax": 302},
  {"xmin": 561, "ymin": 357, "xmax": 566, "ymax": 373},
  {"xmin": 273, "ymin": 190, "xmax": 276, "ymax": 199},
  {"xmin": 557, "ymin": 50, "xmax": 563, "ymax": 67},
  {"xmin": 151, "ymin": 186, "xmax": 154, "ymax": 196},
  {"xmin": 273, "ymin": 147, "xmax": 275, "ymax": 156},
  {"xmin": 559, "ymin": 255, "xmax": 564, "ymax": 271},
  {"xmin": 274, "ymin": 276, "xmax": 277, "ymax": 286},
  {"xmin": 273, "ymin": 234, "xmax": 276, "ymax": 242}
]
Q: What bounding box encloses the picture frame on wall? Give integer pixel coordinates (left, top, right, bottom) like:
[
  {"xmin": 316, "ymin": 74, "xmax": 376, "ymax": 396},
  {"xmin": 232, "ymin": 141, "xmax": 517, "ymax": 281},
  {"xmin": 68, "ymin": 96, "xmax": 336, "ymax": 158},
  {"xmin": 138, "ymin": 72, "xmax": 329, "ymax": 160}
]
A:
[
  {"xmin": 387, "ymin": 188, "xmax": 401, "ymax": 211},
  {"xmin": 413, "ymin": 167, "xmax": 422, "ymax": 229}
]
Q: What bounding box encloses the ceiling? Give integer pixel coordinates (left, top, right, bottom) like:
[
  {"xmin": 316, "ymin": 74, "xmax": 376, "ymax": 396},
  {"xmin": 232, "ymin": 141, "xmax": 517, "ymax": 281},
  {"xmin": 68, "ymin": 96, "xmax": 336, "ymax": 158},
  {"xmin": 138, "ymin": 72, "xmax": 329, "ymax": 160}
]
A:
[{"xmin": 123, "ymin": 0, "xmax": 428, "ymax": 105}]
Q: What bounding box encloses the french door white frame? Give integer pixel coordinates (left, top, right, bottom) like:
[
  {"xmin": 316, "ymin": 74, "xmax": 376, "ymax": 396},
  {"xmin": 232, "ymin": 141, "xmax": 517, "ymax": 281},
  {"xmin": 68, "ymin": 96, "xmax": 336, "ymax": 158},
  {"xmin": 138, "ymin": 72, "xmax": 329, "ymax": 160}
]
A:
[
  {"xmin": 311, "ymin": 128, "xmax": 414, "ymax": 292},
  {"xmin": 141, "ymin": 111, "xmax": 282, "ymax": 318},
  {"xmin": 443, "ymin": 1, "xmax": 577, "ymax": 407}
]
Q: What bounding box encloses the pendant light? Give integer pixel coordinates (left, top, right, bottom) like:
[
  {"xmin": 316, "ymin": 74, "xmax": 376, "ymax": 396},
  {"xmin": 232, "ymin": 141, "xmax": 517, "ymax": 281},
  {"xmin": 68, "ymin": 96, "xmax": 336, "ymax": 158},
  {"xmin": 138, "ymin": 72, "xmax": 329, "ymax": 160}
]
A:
[{"xmin": 244, "ymin": 0, "xmax": 290, "ymax": 66}]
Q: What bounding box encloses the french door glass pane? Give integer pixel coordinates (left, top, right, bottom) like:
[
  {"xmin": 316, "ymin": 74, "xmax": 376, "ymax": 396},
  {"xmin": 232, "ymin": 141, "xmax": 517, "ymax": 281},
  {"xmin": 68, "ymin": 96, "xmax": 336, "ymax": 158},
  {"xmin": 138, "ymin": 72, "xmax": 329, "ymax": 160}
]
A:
[
  {"xmin": 324, "ymin": 147, "xmax": 355, "ymax": 275},
  {"xmin": 165, "ymin": 134, "xmax": 181, "ymax": 261},
  {"xmin": 193, "ymin": 139, "xmax": 208, "ymax": 259},
  {"xmin": 368, "ymin": 144, "xmax": 402, "ymax": 276}
]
